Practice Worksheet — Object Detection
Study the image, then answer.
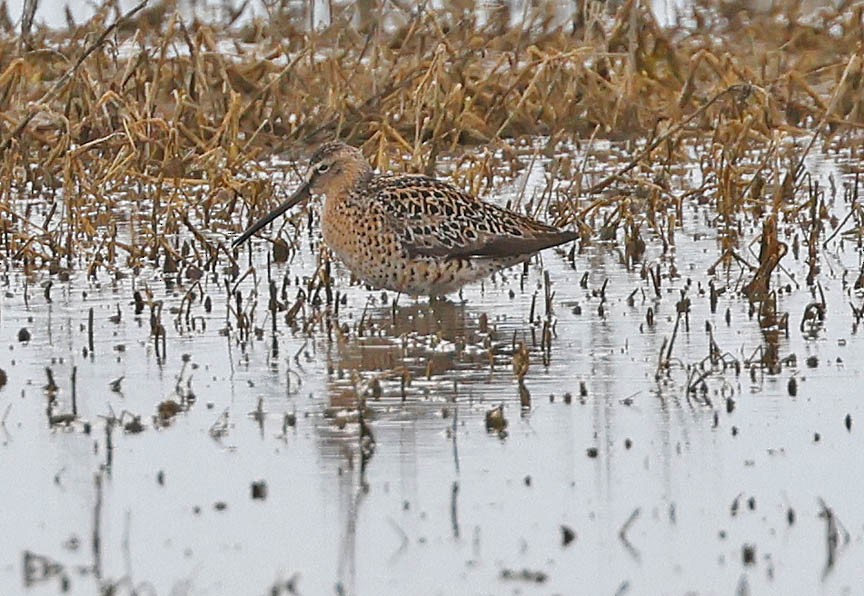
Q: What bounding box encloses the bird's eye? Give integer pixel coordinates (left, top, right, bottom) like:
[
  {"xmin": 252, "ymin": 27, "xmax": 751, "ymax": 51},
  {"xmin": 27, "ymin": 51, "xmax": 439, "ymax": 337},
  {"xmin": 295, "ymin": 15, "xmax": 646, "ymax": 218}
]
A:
[{"xmin": 316, "ymin": 163, "xmax": 330, "ymax": 174}]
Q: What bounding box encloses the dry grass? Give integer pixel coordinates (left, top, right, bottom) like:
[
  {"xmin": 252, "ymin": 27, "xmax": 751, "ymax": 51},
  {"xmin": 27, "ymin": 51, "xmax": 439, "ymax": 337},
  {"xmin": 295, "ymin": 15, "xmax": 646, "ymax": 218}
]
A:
[{"xmin": 0, "ymin": 0, "xmax": 862, "ymax": 281}]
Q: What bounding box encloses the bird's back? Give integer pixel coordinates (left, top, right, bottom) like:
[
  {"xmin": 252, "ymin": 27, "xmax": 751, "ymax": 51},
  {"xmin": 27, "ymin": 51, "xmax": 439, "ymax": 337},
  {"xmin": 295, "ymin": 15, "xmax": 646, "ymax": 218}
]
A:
[{"xmin": 360, "ymin": 173, "xmax": 577, "ymax": 261}]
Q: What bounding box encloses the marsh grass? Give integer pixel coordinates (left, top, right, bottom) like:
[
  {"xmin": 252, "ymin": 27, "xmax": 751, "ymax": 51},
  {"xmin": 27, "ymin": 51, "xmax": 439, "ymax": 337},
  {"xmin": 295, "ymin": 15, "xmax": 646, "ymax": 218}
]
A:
[{"xmin": 0, "ymin": 0, "xmax": 861, "ymax": 291}]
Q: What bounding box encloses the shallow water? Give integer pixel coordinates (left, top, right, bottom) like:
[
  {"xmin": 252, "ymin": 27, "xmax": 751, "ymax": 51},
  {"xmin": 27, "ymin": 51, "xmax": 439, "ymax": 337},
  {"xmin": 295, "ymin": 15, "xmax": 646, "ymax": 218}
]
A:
[{"xmin": 1, "ymin": 145, "xmax": 863, "ymax": 596}]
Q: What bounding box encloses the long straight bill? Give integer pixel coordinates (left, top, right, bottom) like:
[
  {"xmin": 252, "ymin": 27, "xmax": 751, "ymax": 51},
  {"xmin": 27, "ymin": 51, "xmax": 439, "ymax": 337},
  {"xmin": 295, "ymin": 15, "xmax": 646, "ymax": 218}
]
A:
[{"xmin": 232, "ymin": 182, "xmax": 311, "ymax": 248}]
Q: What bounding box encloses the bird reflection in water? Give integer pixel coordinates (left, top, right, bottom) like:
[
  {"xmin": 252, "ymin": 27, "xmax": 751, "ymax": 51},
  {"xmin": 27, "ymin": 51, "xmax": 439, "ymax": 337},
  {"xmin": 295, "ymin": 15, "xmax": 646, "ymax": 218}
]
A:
[
  {"xmin": 313, "ymin": 291, "xmax": 541, "ymax": 594},
  {"xmin": 323, "ymin": 296, "xmax": 507, "ymax": 411}
]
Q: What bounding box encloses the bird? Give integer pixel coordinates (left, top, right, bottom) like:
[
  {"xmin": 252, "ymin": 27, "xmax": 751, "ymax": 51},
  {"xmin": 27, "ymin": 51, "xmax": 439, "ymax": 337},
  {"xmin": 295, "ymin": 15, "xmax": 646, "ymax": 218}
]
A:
[{"xmin": 232, "ymin": 141, "xmax": 578, "ymax": 297}]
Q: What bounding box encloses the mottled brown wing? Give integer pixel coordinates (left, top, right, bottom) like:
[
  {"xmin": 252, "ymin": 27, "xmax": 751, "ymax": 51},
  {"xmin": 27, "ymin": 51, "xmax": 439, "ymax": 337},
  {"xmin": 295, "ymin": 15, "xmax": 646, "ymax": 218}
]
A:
[
  {"xmin": 430, "ymin": 229, "xmax": 580, "ymax": 259},
  {"xmin": 370, "ymin": 175, "xmax": 577, "ymax": 259}
]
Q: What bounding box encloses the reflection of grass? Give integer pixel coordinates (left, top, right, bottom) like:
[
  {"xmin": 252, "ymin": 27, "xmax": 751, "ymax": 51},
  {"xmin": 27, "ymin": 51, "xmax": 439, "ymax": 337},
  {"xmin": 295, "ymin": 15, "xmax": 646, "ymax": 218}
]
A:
[{"xmin": 0, "ymin": 0, "xmax": 860, "ymax": 280}]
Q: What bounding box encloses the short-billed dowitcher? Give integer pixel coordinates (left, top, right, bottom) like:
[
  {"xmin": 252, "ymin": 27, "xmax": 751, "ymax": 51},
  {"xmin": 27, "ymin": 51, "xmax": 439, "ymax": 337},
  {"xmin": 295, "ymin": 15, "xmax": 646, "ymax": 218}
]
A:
[{"xmin": 233, "ymin": 142, "xmax": 577, "ymax": 297}]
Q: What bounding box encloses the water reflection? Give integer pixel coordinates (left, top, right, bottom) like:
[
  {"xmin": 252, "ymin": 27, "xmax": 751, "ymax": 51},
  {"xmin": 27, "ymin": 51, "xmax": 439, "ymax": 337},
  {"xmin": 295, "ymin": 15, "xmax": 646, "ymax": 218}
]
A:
[{"xmin": 323, "ymin": 295, "xmax": 528, "ymax": 409}]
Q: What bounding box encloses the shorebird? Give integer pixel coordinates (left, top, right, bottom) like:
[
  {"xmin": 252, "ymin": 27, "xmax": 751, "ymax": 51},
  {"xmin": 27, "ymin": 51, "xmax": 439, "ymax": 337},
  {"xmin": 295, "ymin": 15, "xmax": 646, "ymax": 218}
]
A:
[{"xmin": 232, "ymin": 142, "xmax": 578, "ymax": 297}]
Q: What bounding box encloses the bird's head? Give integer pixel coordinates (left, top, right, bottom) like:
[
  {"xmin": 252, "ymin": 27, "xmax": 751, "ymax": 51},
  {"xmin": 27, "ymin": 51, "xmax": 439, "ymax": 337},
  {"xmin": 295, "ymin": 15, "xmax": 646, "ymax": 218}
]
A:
[
  {"xmin": 304, "ymin": 141, "xmax": 371, "ymax": 197},
  {"xmin": 232, "ymin": 141, "xmax": 371, "ymax": 248}
]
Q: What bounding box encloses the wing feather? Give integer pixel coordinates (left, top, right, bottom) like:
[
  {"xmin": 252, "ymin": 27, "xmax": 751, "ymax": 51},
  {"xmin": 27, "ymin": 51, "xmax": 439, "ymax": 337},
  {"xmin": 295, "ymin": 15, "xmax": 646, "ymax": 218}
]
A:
[{"xmin": 368, "ymin": 175, "xmax": 577, "ymax": 259}]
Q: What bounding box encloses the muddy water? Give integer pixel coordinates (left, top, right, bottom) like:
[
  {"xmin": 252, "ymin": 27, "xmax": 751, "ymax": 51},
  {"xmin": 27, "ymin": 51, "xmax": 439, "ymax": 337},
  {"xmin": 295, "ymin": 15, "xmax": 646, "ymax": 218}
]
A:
[{"xmin": 1, "ymin": 147, "xmax": 863, "ymax": 596}]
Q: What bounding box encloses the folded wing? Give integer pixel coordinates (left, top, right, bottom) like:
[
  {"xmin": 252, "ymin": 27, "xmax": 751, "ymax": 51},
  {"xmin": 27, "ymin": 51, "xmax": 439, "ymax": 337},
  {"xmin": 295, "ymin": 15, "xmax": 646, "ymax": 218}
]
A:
[{"xmin": 369, "ymin": 175, "xmax": 577, "ymax": 260}]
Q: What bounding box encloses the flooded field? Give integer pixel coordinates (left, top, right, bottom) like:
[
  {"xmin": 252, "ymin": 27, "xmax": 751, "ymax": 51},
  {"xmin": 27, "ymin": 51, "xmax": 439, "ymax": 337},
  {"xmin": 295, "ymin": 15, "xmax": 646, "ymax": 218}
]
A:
[
  {"xmin": 2, "ymin": 0, "xmax": 864, "ymax": 594},
  {"xmin": 1, "ymin": 141, "xmax": 863, "ymax": 595}
]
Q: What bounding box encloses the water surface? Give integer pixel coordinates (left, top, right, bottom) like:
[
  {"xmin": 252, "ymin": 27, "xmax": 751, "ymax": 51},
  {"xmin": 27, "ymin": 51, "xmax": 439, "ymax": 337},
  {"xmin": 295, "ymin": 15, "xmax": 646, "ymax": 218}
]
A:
[{"xmin": 1, "ymin": 146, "xmax": 862, "ymax": 595}]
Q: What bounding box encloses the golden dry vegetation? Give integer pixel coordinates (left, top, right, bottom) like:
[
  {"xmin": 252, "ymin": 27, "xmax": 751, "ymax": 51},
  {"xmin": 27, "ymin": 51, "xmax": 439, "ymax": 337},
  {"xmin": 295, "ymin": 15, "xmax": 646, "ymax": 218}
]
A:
[{"xmin": 0, "ymin": 0, "xmax": 862, "ymax": 282}]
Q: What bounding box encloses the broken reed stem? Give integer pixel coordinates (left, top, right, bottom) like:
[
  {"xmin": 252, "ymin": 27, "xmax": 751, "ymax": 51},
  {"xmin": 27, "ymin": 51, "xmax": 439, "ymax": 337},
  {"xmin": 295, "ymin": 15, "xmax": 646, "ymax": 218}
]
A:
[
  {"xmin": 450, "ymin": 480, "xmax": 460, "ymax": 539},
  {"xmin": 92, "ymin": 472, "xmax": 103, "ymax": 579},
  {"xmin": 88, "ymin": 307, "xmax": 94, "ymax": 355},
  {"xmin": 19, "ymin": 0, "xmax": 39, "ymax": 46},
  {"xmin": 71, "ymin": 366, "xmax": 77, "ymax": 416},
  {"xmin": 823, "ymin": 172, "xmax": 859, "ymax": 248}
]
